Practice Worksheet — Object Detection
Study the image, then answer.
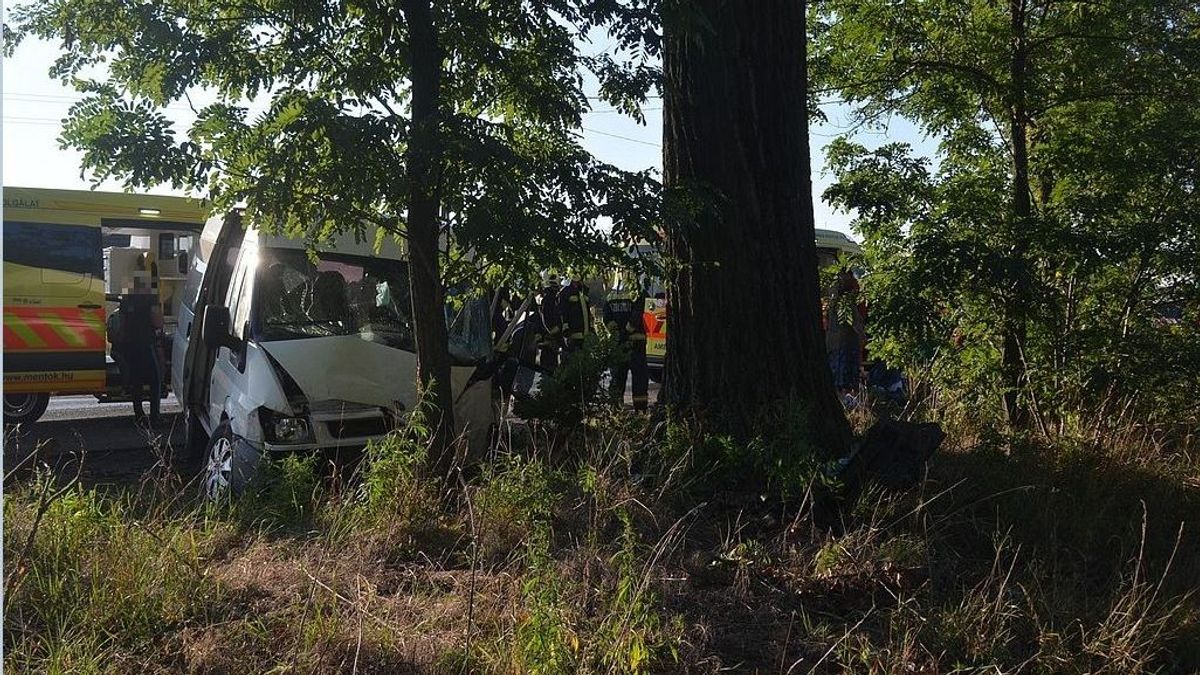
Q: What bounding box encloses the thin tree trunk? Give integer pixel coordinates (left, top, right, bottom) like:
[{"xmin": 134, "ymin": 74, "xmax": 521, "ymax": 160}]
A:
[
  {"xmin": 663, "ymin": 0, "xmax": 851, "ymax": 454},
  {"xmin": 1004, "ymin": 0, "xmax": 1032, "ymax": 429},
  {"xmin": 403, "ymin": 0, "xmax": 454, "ymax": 467}
]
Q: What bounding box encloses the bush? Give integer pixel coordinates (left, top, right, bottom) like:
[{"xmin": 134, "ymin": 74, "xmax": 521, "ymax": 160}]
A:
[
  {"xmin": 473, "ymin": 454, "xmax": 563, "ymax": 563},
  {"xmin": 514, "ymin": 333, "xmax": 620, "ymax": 427},
  {"xmin": 663, "ymin": 400, "xmax": 824, "ymax": 500},
  {"xmin": 242, "ymin": 452, "xmax": 322, "ymax": 529}
]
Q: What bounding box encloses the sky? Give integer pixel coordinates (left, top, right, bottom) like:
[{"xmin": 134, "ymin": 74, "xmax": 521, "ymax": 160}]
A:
[{"xmin": 3, "ymin": 35, "xmax": 936, "ymax": 238}]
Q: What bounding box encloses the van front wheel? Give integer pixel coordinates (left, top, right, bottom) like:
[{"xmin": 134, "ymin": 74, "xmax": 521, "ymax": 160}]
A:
[
  {"xmin": 201, "ymin": 422, "xmax": 260, "ymax": 501},
  {"xmin": 4, "ymin": 393, "xmax": 50, "ymax": 426}
]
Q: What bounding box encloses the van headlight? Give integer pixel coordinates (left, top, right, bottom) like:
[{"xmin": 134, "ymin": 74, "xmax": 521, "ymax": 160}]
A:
[{"xmin": 261, "ymin": 410, "xmax": 312, "ymax": 444}]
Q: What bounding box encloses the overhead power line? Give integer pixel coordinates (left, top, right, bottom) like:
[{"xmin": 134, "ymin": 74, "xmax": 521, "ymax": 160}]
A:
[
  {"xmin": 4, "ymin": 91, "xmax": 210, "ymax": 115},
  {"xmin": 7, "ymin": 91, "xmax": 664, "ymax": 119},
  {"xmin": 3, "ymin": 91, "xmax": 88, "ymax": 102},
  {"xmin": 3, "ymin": 116, "xmax": 65, "ymax": 126},
  {"xmin": 580, "ymin": 126, "xmax": 661, "ymax": 148},
  {"xmin": 585, "ymin": 94, "xmax": 663, "ymax": 100},
  {"xmin": 586, "ymin": 106, "xmax": 663, "ymax": 115}
]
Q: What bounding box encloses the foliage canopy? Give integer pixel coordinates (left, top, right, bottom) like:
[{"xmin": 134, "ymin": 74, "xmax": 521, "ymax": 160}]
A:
[
  {"xmin": 815, "ymin": 0, "xmax": 1200, "ymax": 429},
  {"xmin": 8, "ymin": 0, "xmax": 663, "ymax": 286}
]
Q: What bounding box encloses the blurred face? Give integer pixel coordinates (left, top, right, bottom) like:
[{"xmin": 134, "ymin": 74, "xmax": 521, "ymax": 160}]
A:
[{"xmin": 132, "ymin": 272, "xmax": 152, "ymax": 294}]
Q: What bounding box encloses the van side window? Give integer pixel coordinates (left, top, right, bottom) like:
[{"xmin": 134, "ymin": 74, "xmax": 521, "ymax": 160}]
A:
[
  {"xmin": 180, "ymin": 257, "xmax": 207, "ymax": 312},
  {"xmin": 208, "ymin": 242, "xmax": 242, "ymax": 314},
  {"xmin": 232, "ymin": 256, "xmax": 255, "ymax": 339},
  {"xmin": 226, "ymin": 250, "xmax": 255, "ymax": 339}
]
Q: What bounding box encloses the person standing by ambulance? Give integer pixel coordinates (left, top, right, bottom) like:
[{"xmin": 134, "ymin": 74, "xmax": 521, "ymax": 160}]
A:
[
  {"xmin": 604, "ymin": 272, "xmax": 649, "ymax": 411},
  {"xmin": 119, "ymin": 269, "xmax": 164, "ymax": 426}
]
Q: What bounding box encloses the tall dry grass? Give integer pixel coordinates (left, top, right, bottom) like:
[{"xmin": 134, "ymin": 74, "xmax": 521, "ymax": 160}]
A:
[{"xmin": 4, "ymin": 398, "xmax": 1198, "ymax": 674}]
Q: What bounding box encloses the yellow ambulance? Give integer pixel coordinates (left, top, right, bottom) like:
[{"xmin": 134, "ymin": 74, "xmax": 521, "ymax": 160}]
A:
[{"xmin": 3, "ymin": 187, "xmax": 207, "ymax": 424}]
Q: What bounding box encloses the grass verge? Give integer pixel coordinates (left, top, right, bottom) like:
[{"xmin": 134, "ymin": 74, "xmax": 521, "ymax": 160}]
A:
[{"xmin": 4, "ymin": 405, "xmax": 1198, "ymax": 673}]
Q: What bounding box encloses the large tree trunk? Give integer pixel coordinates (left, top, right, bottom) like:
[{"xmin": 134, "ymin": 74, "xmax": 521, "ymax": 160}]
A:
[
  {"xmin": 1004, "ymin": 0, "xmax": 1032, "ymax": 429},
  {"xmin": 403, "ymin": 0, "xmax": 455, "ymax": 467},
  {"xmin": 662, "ymin": 0, "xmax": 851, "ymax": 453}
]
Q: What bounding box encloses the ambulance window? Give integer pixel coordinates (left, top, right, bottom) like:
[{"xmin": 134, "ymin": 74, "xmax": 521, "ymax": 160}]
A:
[
  {"xmin": 177, "ymin": 234, "xmax": 196, "ymax": 260},
  {"xmin": 158, "ymin": 233, "xmax": 176, "ymax": 260},
  {"xmin": 3, "ymin": 221, "xmax": 102, "ymax": 278}
]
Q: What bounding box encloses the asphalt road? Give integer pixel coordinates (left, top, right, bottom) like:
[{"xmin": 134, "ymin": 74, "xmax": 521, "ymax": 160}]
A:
[
  {"xmin": 5, "ymin": 394, "xmax": 191, "ymax": 485},
  {"xmin": 44, "ymin": 393, "xmax": 183, "ymax": 421},
  {"xmin": 6, "ymin": 379, "xmax": 662, "ymax": 486}
]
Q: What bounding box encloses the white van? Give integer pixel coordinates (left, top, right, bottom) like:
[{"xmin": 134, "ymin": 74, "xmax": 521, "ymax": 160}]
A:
[{"xmin": 172, "ymin": 212, "xmax": 497, "ymax": 499}]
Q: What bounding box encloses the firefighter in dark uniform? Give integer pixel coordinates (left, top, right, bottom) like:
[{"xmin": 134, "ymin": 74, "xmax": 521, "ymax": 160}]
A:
[
  {"xmin": 557, "ymin": 270, "xmax": 592, "ymax": 358},
  {"xmin": 604, "ymin": 272, "xmax": 649, "ymax": 411},
  {"xmin": 537, "ymin": 272, "xmax": 562, "ymax": 371},
  {"xmin": 493, "ymin": 295, "xmax": 541, "ymax": 400}
]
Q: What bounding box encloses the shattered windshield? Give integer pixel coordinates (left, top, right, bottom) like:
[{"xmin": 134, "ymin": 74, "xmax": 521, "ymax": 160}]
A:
[
  {"xmin": 253, "ymin": 248, "xmax": 415, "ymax": 350},
  {"xmin": 252, "ymin": 247, "xmax": 493, "ymax": 364}
]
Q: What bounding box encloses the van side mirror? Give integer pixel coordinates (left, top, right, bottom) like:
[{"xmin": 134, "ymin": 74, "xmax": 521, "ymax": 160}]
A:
[{"xmin": 202, "ymin": 305, "xmax": 240, "ymax": 351}]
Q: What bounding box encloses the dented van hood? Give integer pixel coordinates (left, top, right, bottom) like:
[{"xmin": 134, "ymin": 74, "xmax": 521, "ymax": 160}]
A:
[{"xmin": 259, "ymin": 335, "xmax": 475, "ymax": 411}]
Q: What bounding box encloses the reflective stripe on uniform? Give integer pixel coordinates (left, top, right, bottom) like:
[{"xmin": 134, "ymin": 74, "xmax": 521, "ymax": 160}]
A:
[
  {"xmin": 569, "ymin": 332, "xmax": 584, "ymax": 340},
  {"xmin": 629, "ymin": 333, "xmax": 647, "ymax": 341}
]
